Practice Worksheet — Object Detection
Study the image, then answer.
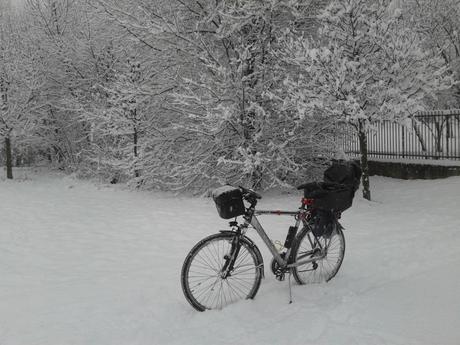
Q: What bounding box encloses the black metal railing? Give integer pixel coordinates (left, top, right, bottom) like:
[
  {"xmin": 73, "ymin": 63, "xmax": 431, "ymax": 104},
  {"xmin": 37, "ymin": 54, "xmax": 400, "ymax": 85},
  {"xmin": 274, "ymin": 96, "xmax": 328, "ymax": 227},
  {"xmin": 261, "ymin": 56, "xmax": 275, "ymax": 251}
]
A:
[{"xmin": 338, "ymin": 110, "xmax": 460, "ymax": 161}]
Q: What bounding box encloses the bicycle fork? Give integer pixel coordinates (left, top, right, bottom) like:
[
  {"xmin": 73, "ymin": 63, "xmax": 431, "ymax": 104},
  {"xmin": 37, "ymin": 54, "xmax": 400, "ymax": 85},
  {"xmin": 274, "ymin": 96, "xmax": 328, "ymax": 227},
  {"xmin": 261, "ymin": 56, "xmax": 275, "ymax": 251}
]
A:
[{"xmin": 220, "ymin": 229, "xmax": 243, "ymax": 279}]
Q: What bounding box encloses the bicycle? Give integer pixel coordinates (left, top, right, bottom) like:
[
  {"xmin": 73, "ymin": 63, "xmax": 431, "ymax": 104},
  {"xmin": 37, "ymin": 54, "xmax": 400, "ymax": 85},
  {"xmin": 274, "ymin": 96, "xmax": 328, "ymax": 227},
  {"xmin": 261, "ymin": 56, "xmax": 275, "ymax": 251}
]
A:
[{"xmin": 181, "ymin": 185, "xmax": 349, "ymax": 311}]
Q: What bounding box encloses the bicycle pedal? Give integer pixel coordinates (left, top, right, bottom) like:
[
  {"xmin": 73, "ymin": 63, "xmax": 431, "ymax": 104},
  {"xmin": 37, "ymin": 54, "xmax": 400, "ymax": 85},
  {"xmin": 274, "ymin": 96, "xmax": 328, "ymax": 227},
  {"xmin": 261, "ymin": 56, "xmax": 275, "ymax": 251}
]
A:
[{"xmin": 275, "ymin": 274, "xmax": 285, "ymax": 281}]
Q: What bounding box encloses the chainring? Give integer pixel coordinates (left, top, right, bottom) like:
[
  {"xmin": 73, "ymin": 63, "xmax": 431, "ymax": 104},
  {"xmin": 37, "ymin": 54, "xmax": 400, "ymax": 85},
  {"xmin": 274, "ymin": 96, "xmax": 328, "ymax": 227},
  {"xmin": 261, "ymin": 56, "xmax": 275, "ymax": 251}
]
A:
[{"xmin": 270, "ymin": 253, "xmax": 288, "ymax": 281}]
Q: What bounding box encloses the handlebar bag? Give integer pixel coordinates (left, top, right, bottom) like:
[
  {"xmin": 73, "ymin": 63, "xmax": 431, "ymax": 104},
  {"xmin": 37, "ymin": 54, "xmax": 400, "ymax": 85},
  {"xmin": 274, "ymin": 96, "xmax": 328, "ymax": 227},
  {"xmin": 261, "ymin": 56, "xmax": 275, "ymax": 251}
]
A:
[{"xmin": 212, "ymin": 186, "xmax": 245, "ymax": 219}]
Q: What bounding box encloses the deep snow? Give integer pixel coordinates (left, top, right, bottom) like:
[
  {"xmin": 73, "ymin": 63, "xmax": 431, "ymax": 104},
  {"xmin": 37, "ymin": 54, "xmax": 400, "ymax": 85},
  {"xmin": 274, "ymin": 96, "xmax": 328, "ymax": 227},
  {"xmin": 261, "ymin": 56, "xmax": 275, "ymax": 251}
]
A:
[{"xmin": 0, "ymin": 169, "xmax": 459, "ymax": 345}]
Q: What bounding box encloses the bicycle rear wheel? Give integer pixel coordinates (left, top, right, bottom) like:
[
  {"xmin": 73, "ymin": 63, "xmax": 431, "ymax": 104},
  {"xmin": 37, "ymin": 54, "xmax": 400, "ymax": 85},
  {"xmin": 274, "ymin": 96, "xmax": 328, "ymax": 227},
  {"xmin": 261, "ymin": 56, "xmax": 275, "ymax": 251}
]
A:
[
  {"xmin": 291, "ymin": 224, "xmax": 345, "ymax": 285},
  {"xmin": 181, "ymin": 233, "xmax": 262, "ymax": 311}
]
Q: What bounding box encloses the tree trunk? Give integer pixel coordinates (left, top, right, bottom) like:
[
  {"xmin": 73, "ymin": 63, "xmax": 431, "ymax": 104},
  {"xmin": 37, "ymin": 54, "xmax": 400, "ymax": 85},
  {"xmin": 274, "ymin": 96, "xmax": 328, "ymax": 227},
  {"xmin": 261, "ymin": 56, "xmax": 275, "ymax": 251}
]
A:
[
  {"xmin": 358, "ymin": 121, "xmax": 370, "ymax": 201},
  {"xmin": 434, "ymin": 120, "xmax": 443, "ymax": 156},
  {"xmin": 133, "ymin": 125, "xmax": 139, "ymax": 178},
  {"xmin": 412, "ymin": 119, "xmax": 427, "ymax": 155},
  {"xmin": 251, "ymin": 165, "xmax": 262, "ymax": 190},
  {"xmin": 5, "ymin": 135, "xmax": 13, "ymax": 179}
]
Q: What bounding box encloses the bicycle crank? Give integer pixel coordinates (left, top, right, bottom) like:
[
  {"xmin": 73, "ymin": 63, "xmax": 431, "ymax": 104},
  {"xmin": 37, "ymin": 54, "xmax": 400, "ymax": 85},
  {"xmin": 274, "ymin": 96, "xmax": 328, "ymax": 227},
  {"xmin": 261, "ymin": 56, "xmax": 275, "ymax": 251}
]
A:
[{"xmin": 270, "ymin": 254, "xmax": 288, "ymax": 281}]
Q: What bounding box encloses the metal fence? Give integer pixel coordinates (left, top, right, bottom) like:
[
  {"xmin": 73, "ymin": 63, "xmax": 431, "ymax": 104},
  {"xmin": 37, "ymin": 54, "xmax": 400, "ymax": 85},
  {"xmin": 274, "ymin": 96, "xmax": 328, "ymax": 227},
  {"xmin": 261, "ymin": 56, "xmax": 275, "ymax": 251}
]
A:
[{"xmin": 338, "ymin": 110, "xmax": 460, "ymax": 160}]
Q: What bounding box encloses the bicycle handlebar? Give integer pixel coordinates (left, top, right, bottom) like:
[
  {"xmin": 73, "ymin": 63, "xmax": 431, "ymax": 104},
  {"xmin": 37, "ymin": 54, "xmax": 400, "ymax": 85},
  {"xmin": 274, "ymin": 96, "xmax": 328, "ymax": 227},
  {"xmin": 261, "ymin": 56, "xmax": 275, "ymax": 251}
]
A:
[{"xmin": 238, "ymin": 186, "xmax": 262, "ymax": 200}]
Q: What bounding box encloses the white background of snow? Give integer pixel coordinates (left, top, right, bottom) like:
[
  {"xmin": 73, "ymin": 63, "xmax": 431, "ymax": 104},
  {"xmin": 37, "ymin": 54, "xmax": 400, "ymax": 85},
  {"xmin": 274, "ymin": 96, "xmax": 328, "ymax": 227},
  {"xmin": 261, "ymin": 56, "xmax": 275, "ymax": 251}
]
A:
[{"xmin": 0, "ymin": 169, "xmax": 459, "ymax": 345}]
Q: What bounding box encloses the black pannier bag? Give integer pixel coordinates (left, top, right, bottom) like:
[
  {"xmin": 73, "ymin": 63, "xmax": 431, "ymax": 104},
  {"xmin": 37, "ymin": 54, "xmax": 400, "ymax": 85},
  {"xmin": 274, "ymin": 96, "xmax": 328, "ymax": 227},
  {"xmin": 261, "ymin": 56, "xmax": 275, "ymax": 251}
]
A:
[
  {"xmin": 212, "ymin": 186, "xmax": 245, "ymax": 219},
  {"xmin": 310, "ymin": 209, "xmax": 335, "ymax": 237}
]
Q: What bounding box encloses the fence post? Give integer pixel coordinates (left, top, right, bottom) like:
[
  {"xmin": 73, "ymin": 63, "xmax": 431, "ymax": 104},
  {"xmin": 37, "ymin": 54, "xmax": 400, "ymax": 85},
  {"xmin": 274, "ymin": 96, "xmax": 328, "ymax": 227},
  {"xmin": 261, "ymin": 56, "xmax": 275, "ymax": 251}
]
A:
[
  {"xmin": 402, "ymin": 125, "xmax": 405, "ymax": 158},
  {"xmin": 446, "ymin": 116, "xmax": 450, "ymax": 157}
]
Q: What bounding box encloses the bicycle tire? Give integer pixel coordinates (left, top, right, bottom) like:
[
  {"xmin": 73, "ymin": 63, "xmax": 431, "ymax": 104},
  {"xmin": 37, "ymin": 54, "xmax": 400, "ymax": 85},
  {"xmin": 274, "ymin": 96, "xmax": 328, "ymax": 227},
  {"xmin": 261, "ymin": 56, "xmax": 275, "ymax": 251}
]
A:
[
  {"xmin": 291, "ymin": 224, "xmax": 345, "ymax": 285},
  {"xmin": 181, "ymin": 232, "xmax": 263, "ymax": 311}
]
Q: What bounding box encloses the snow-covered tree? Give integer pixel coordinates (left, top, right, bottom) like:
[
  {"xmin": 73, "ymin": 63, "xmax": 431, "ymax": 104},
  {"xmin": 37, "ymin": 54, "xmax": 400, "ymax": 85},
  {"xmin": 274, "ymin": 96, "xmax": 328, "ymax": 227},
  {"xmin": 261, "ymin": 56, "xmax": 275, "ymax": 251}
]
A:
[
  {"xmin": 281, "ymin": 0, "xmax": 454, "ymax": 200},
  {"xmin": 0, "ymin": 7, "xmax": 47, "ymax": 178},
  {"xmin": 401, "ymin": 0, "xmax": 460, "ymax": 108},
  {"xmin": 24, "ymin": 0, "xmax": 91, "ymax": 167},
  {"xmin": 25, "ymin": 0, "xmax": 128, "ymax": 170},
  {"xmin": 95, "ymin": 0, "xmax": 331, "ymax": 191},
  {"xmin": 85, "ymin": 47, "xmax": 175, "ymax": 184}
]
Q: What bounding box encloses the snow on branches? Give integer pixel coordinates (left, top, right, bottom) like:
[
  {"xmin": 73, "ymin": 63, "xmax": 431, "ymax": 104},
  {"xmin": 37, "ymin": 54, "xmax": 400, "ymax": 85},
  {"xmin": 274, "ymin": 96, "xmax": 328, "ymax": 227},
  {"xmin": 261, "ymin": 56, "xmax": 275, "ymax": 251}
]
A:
[
  {"xmin": 3, "ymin": 0, "xmax": 458, "ymax": 194},
  {"xmin": 92, "ymin": 0, "xmax": 331, "ymax": 191},
  {"xmin": 281, "ymin": 0, "xmax": 455, "ymax": 199}
]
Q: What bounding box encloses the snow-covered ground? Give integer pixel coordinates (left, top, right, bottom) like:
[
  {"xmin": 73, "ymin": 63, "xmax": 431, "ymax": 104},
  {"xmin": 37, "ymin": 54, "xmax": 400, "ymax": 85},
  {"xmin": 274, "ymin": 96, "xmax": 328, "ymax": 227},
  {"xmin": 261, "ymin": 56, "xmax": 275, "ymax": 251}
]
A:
[{"xmin": 1, "ymin": 169, "xmax": 459, "ymax": 345}]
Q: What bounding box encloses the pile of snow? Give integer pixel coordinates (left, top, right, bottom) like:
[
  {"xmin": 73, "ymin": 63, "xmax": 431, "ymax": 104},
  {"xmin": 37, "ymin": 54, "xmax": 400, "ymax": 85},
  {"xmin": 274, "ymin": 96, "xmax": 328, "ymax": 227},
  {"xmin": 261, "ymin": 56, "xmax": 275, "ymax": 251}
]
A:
[{"xmin": 0, "ymin": 170, "xmax": 459, "ymax": 345}]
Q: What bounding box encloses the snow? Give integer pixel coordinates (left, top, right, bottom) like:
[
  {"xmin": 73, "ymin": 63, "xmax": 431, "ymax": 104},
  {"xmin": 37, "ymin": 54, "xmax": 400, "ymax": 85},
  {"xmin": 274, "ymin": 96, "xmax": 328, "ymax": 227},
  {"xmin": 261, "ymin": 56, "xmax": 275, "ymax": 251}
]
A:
[
  {"xmin": 368, "ymin": 156, "xmax": 460, "ymax": 166},
  {"xmin": 1, "ymin": 169, "xmax": 460, "ymax": 345}
]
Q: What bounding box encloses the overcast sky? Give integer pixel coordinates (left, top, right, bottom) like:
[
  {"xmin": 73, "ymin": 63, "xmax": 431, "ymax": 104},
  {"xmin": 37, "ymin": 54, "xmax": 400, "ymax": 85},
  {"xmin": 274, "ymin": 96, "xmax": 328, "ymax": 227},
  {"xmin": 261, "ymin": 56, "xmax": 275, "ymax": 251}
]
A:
[
  {"xmin": 12, "ymin": 0, "xmax": 24, "ymax": 7},
  {"xmin": 2, "ymin": 0, "xmax": 24, "ymax": 9}
]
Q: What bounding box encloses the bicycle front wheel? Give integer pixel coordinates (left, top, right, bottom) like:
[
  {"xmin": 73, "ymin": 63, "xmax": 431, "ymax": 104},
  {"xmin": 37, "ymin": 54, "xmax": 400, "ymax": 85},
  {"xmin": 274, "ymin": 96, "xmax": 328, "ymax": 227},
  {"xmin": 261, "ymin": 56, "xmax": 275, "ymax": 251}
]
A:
[
  {"xmin": 291, "ymin": 224, "xmax": 345, "ymax": 285},
  {"xmin": 181, "ymin": 233, "xmax": 262, "ymax": 311}
]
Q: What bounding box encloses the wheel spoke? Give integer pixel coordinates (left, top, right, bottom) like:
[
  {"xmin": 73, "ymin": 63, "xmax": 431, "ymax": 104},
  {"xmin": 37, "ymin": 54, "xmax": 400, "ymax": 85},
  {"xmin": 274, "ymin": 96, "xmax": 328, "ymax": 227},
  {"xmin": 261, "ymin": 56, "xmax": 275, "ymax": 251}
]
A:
[
  {"xmin": 232, "ymin": 264, "xmax": 257, "ymax": 275},
  {"xmin": 194, "ymin": 276, "xmax": 220, "ymax": 301},
  {"xmin": 233, "ymin": 249, "xmax": 250, "ymax": 268},
  {"xmin": 227, "ymin": 277, "xmax": 252, "ymax": 294}
]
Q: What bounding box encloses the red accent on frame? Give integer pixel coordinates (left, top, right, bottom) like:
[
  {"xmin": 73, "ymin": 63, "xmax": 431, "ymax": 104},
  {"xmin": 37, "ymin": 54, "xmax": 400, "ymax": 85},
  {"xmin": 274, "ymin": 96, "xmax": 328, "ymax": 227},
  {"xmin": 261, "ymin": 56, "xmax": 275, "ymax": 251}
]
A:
[{"xmin": 302, "ymin": 198, "xmax": 314, "ymax": 206}]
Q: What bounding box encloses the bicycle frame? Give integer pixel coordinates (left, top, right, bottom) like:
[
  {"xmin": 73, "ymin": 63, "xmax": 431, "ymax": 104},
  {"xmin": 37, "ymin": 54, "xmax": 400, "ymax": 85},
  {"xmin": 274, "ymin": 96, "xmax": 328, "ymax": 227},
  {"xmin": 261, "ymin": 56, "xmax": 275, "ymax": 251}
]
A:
[{"xmin": 245, "ymin": 209, "xmax": 326, "ymax": 270}]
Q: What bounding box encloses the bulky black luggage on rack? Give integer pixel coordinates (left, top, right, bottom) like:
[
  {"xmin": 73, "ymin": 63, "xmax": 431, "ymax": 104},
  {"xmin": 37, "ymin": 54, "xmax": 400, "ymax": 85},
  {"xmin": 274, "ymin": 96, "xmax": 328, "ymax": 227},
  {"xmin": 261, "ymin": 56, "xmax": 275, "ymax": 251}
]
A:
[
  {"xmin": 212, "ymin": 186, "xmax": 245, "ymax": 219},
  {"xmin": 323, "ymin": 160, "xmax": 362, "ymax": 191},
  {"xmin": 297, "ymin": 161, "xmax": 362, "ymax": 237},
  {"xmin": 298, "ymin": 160, "xmax": 362, "ymax": 213}
]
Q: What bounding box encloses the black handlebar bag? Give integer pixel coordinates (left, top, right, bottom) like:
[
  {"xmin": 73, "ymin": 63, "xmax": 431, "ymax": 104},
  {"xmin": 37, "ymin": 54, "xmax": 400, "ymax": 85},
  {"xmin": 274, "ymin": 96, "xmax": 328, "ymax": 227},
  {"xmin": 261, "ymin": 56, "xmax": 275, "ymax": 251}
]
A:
[{"xmin": 212, "ymin": 186, "xmax": 245, "ymax": 219}]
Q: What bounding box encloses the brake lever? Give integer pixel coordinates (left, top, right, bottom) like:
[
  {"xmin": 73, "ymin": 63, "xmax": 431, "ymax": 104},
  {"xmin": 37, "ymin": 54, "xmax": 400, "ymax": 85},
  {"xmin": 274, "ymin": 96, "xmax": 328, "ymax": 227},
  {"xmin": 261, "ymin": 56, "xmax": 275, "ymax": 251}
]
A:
[{"xmin": 249, "ymin": 188, "xmax": 262, "ymax": 199}]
